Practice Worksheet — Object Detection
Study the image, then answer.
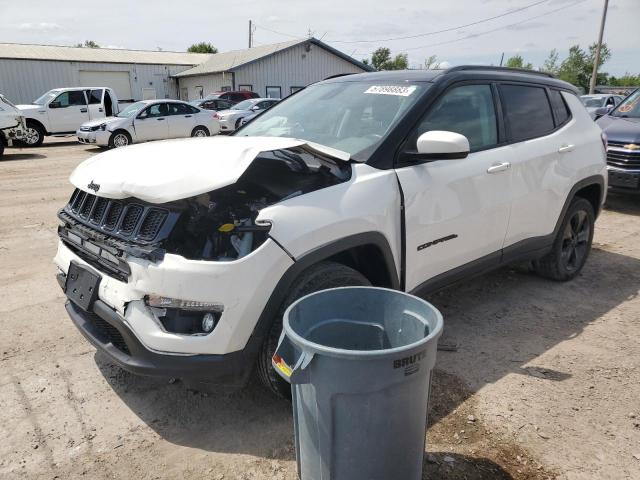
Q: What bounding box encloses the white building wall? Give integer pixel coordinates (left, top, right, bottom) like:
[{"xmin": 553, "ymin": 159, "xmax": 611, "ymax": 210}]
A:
[
  {"xmin": 0, "ymin": 59, "xmax": 194, "ymax": 104},
  {"xmin": 233, "ymin": 43, "xmax": 365, "ymax": 98},
  {"xmin": 177, "ymin": 43, "xmax": 366, "ymax": 101}
]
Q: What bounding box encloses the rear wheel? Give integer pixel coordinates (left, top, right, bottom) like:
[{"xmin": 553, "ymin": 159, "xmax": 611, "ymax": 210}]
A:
[
  {"xmin": 191, "ymin": 126, "xmax": 209, "ymax": 137},
  {"xmin": 23, "ymin": 121, "xmax": 45, "ymax": 147},
  {"xmin": 109, "ymin": 130, "xmax": 131, "ymax": 148},
  {"xmin": 256, "ymin": 261, "xmax": 371, "ymax": 398},
  {"xmin": 534, "ymin": 197, "xmax": 595, "ymax": 281}
]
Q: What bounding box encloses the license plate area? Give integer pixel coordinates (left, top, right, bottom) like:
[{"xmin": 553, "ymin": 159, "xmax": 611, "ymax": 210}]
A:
[
  {"xmin": 65, "ymin": 262, "xmax": 101, "ymax": 311},
  {"xmin": 609, "ymin": 170, "xmax": 640, "ymax": 188}
]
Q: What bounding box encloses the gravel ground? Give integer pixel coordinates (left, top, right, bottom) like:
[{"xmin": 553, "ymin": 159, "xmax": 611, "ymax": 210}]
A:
[{"xmin": 1, "ymin": 138, "xmax": 639, "ymax": 479}]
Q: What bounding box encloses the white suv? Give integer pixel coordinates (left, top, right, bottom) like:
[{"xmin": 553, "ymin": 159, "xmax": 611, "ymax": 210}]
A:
[{"xmin": 54, "ymin": 67, "xmax": 607, "ymax": 396}]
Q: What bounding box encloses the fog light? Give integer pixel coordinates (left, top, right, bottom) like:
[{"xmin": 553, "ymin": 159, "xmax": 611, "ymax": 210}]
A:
[{"xmin": 202, "ymin": 313, "xmax": 216, "ymax": 333}]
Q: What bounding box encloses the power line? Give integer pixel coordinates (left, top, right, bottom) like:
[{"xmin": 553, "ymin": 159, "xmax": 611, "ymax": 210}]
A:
[
  {"xmin": 329, "ymin": 0, "xmax": 551, "ymax": 43},
  {"xmin": 353, "ymin": 0, "xmax": 587, "ymax": 57},
  {"xmin": 254, "ymin": 0, "xmax": 551, "ymax": 44}
]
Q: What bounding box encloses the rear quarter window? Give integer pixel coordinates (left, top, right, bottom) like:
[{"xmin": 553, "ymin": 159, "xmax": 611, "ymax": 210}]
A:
[
  {"xmin": 499, "ymin": 84, "xmax": 555, "ymax": 142},
  {"xmin": 548, "ymin": 90, "xmax": 571, "ymax": 126}
]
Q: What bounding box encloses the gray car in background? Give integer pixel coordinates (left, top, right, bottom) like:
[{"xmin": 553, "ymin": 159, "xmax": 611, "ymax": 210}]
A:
[
  {"xmin": 581, "ymin": 94, "xmax": 625, "ymax": 119},
  {"xmin": 215, "ymin": 98, "xmax": 280, "ymax": 132}
]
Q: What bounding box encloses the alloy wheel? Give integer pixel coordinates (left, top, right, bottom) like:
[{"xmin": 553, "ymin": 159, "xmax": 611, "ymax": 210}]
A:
[
  {"xmin": 560, "ymin": 210, "xmax": 590, "ymax": 272},
  {"xmin": 24, "ymin": 127, "xmax": 41, "ymax": 145},
  {"xmin": 113, "ymin": 133, "xmax": 129, "ymax": 147}
]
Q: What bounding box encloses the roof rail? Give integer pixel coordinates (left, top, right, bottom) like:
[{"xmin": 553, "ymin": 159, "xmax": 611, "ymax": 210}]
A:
[{"xmin": 446, "ymin": 65, "xmax": 555, "ymax": 78}]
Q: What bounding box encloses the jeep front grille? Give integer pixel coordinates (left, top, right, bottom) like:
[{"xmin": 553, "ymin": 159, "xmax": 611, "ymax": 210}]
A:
[{"xmin": 63, "ymin": 189, "xmax": 170, "ymax": 243}]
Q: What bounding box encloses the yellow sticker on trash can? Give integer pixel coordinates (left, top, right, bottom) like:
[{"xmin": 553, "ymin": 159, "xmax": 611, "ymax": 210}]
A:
[{"xmin": 273, "ymin": 354, "xmax": 292, "ymax": 377}]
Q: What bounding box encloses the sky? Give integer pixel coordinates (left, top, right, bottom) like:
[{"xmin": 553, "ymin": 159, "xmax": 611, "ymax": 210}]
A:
[{"xmin": 1, "ymin": 0, "xmax": 638, "ymax": 76}]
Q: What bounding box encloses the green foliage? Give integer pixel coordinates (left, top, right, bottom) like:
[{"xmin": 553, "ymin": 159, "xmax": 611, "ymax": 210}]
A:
[
  {"xmin": 187, "ymin": 42, "xmax": 218, "ymax": 54},
  {"xmin": 557, "ymin": 43, "xmax": 611, "ymax": 91},
  {"xmin": 608, "ymin": 73, "xmax": 640, "ymax": 87},
  {"xmin": 541, "ymin": 49, "xmax": 560, "ymax": 76},
  {"xmin": 505, "ymin": 54, "xmax": 533, "ymax": 70},
  {"xmin": 366, "ymin": 47, "xmax": 408, "ymax": 71},
  {"xmin": 74, "ymin": 40, "xmax": 100, "ymax": 48},
  {"xmin": 424, "ymin": 55, "xmax": 440, "ymax": 70}
]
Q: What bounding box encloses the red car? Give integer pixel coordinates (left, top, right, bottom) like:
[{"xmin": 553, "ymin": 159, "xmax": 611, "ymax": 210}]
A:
[{"xmin": 204, "ymin": 91, "xmax": 259, "ymax": 104}]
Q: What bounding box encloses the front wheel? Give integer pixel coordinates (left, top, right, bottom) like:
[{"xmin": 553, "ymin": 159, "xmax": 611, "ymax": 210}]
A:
[
  {"xmin": 23, "ymin": 121, "xmax": 45, "ymax": 147},
  {"xmin": 534, "ymin": 197, "xmax": 595, "ymax": 281},
  {"xmin": 109, "ymin": 130, "xmax": 132, "ymax": 148},
  {"xmin": 256, "ymin": 261, "xmax": 371, "ymax": 398},
  {"xmin": 191, "ymin": 126, "xmax": 209, "ymax": 137}
]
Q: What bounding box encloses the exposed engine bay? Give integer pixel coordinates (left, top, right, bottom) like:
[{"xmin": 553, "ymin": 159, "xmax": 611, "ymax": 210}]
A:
[{"xmin": 164, "ymin": 146, "xmax": 351, "ymax": 261}]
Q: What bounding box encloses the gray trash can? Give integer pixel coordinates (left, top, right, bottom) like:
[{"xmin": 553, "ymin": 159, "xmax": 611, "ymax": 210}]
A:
[{"xmin": 272, "ymin": 286, "xmax": 443, "ymax": 480}]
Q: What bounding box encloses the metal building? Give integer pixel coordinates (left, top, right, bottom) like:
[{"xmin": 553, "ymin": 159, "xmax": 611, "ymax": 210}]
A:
[
  {"xmin": 0, "ymin": 43, "xmax": 212, "ymax": 104},
  {"xmin": 0, "ymin": 39, "xmax": 370, "ymax": 105},
  {"xmin": 173, "ymin": 38, "xmax": 372, "ymax": 101}
]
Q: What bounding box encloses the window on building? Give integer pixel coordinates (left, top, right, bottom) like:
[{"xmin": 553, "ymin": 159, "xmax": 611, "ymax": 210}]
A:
[
  {"xmin": 290, "ymin": 86, "xmax": 304, "ymax": 95},
  {"xmin": 266, "ymin": 86, "xmax": 282, "ymax": 99},
  {"xmin": 238, "ymin": 85, "xmax": 253, "ymax": 91},
  {"xmin": 500, "ymin": 84, "xmax": 555, "ymax": 142}
]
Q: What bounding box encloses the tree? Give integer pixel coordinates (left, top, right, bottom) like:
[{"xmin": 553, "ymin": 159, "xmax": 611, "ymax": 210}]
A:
[
  {"xmin": 75, "ymin": 40, "xmax": 100, "ymax": 48},
  {"xmin": 505, "ymin": 54, "xmax": 533, "ymax": 70},
  {"xmin": 366, "ymin": 47, "xmax": 408, "ymax": 71},
  {"xmin": 558, "ymin": 43, "xmax": 611, "ymax": 91},
  {"xmin": 424, "ymin": 55, "xmax": 440, "ymax": 70},
  {"xmin": 187, "ymin": 42, "xmax": 218, "ymax": 54},
  {"xmin": 540, "ymin": 49, "xmax": 560, "ymax": 76},
  {"xmin": 608, "ymin": 73, "xmax": 640, "ymax": 87}
]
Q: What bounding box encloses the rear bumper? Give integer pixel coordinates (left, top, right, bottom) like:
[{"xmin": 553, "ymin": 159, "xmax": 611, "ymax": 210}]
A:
[{"xmin": 65, "ymin": 298, "xmax": 261, "ymax": 386}]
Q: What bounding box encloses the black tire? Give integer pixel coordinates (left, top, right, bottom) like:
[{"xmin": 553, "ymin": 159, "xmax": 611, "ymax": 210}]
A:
[
  {"xmin": 0, "ymin": 136, "xmax": 4, "ymax": 157},
  {"xmin": 191, "ymin": 126, "xmax": 210, "ymax": 137},
  {"xmin": 534, "ymin": 197, "xmax": 595, "ymax": 281},
  {"xmin": 108, "ymin": 130, "xmax": 132, "ymax": 148},
  {"xmin": 23, "ymin": 120, "xmax": 45, "ymax": 147},
  {"xmin": 235, "ymin": 118, "xmax": 243, "ymax": 130},
  {"xmin": 256, "ymin": 261, "xmax": 371, "ymax": 398}
]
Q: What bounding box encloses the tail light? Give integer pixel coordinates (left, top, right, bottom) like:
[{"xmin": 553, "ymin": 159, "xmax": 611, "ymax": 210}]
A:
[{"xmin": 601, "ymin": 132, "xmax": 608, "ymax": 151}]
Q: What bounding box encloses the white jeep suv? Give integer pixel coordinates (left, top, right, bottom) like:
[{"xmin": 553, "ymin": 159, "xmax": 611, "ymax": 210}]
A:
[{"xmin": 54, "ymin": 67, "xmax": 607, "ymax": 396}]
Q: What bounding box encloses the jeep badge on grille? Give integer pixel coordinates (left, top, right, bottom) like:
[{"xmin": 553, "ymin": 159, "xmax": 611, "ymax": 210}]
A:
[{"xmin": 87, "ymin": 180, "xmax": 100, "ymax": 192}]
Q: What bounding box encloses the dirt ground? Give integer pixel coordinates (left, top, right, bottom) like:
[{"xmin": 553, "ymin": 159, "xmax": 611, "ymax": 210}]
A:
[{"xmin": 1, "ymin": 138, "xmax": 639, "ymax": 480}]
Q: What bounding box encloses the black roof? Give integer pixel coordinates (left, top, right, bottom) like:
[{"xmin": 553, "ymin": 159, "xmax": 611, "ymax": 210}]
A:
[{"xmin": 323, "ymin": 65, "xmax": 578, "ymax": 93}]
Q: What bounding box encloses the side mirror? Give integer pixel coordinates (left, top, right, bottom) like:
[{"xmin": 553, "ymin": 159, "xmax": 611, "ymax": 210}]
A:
[
  {"xmin": 416, "ymin": 131, "xmax": 470, "ymax": 160},
  {"xmin": 49, "ymin": 101, "xmax": 61, "ymax": 109},
  {"xmin": 594, "ymin": 107, "xmax": 609, "ymax": 119},
  {"xmin": 250, "ymin": 105, "xmax": 260, "ymax": 111}
]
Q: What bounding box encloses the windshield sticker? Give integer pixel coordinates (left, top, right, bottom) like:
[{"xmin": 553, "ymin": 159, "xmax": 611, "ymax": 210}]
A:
[{"xmin": 365, "ymin": 85, "xmax": 417, "ymax": 97}]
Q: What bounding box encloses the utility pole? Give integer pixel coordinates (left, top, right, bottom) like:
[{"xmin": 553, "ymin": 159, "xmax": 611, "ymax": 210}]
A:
[
  {"xmin": 589, "ymin": 0, "xmax": 609, "ymax": 94},
  {"xmin": 249, "ymin": 19, "xmax": 253, "ymax": 48},
  {"xmin": 499, "ymin": 52, "xmax": 504, "ymax": 67}
]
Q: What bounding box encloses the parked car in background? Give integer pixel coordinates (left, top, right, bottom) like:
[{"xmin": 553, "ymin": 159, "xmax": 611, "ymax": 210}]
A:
[
  {"xmin": 216, "ymin": 98, "xmax": 280, "ymax": 132},
  {"xmin": 0, "ymin": 93, "xmax": 26, "ymax": 157},
  {"xmin": 189, "ymin": 98, "xmax": 234, "ymax": 111},
  {"xmin": 76, "ymin": 99, "xmax": 220, "ymax": 148},
  {"xmin": 596, "ymin": 88, "xmax": 640, "ymax": 193},
  {"xmin": 55, "ymin": 67, "xmax": 605, "ymax": 397},
  {"xmin": 204, "ymin": 90, "xmax": 260, "ymax": 104},
  {"xmin": 581, "ymin": 94, "xmax": 625, "ymax": 120},
  {"xmin": 17, "ymin": 87, "xmax": 119, "ymax": 146}
]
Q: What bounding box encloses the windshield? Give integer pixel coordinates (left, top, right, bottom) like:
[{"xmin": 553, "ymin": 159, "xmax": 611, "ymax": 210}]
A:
[
  {"xmin": 232, "ymin": 100, "xmax": 255, "ymax": 110},
  {"xmin": 33, "ymin": 90, "xmax": 59, "ymax": 105},
  {"xmin": 582, "ymin": 97, "xmax": 605, "ymax": 108},
  {"xmin": 611, "ymin": 90, "xmax": 640, "ymax": 118},
  {"xmin": 237, "ymin": 81, "xmax": 427, "ymax": 158},
  {"xmin": 117, "ymin": 102, "xmax": 145, "ymax": 118}
]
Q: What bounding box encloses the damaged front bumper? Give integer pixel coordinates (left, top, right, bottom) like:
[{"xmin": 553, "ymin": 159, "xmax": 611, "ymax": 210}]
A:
[{"xmin": 77, "ymin": 129, "xmax": 111, "ymax": 146}]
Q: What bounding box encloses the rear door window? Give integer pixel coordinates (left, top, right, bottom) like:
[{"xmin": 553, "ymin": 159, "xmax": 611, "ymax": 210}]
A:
[
  {"xmin": 499, "ymin": 84, "xmax": 555, "ymax": 142},
  {"xmin": 548, "ymin": 90, "xmax": 571, "ymax": 126},
  {"xmin": 87, "ymin": 89, "xmax": 103, "ymax": 105}
]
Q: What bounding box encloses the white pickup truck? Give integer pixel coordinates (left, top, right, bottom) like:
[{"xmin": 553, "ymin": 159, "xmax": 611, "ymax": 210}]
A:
[
  {"xmin": 17, "ymin": 87, "xmax": 119, "ymax": 146},
  {"xmin": 0, "ymin": 93, "xmax": 27, "ymax": 157}
]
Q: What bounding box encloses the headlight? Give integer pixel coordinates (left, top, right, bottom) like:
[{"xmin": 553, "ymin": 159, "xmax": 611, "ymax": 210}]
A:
[{"xmin": 90, "ymin": 123, "xmax": 107, "ymax": 132}]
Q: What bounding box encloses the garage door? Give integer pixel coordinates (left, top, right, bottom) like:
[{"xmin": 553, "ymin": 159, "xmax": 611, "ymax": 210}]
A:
[{"xmin": 79, "ymin": 71, "xmax": 133, "ymax": 101}]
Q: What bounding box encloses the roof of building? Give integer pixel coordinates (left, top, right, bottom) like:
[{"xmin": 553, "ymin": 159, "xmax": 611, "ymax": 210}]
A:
[
  {"xmin": 0, "ymin": 43, "xmax": 212, "ymax": 65},
  {"xmin": 173, "ymin": 38, "xmax": 373, "ymax": 78}
]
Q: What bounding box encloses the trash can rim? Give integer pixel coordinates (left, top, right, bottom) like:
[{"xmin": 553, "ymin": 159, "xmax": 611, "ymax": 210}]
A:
[{"xmin": 282, "ymin": 286, "xmax": 443, "ymax": 359}]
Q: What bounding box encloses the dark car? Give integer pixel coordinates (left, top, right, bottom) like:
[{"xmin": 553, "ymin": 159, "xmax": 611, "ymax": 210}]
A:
[
  {"xmin": 204, "ymin": 91, "xmax": 260, "ymax": 104},
  {"xmin": 189, "ymin": 98, "xmax": 234, "ymax": 111},
  {"xmin": 596, "ymin": 89, "xmax": 640, "ymax": 193}
]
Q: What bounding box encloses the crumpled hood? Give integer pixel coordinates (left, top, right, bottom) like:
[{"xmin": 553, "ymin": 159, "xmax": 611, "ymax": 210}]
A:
[
  {"xmin": 69, "ymin": 136, "xmax": 351, "ymax": 203},
  {"xmin": 81, "ymin": 117, "xmax": 126, "ymax": 129}
]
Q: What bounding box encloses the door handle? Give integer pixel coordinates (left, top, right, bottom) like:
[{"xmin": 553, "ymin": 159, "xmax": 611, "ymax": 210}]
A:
[
  {"xmin": 558, "ymin": 144, "xmax": 575, "ymax": 153},
  {"xmin": 157, "ymin": 118, "xmax": 165, "ymax": 121},
  {"xmin": 80, "ymin": 108, "xmax": 88, "ymax": 113},
  {"xmin": 98, "ymin": 108, "xmax": 103, "ymax": 112},
  {"xmin": 184, "ymin": 115, "xmax": 192, "ymax": 118},
  {"xmin": 487, "ymin": 162, "xmax": 511, "ymax": 174}
]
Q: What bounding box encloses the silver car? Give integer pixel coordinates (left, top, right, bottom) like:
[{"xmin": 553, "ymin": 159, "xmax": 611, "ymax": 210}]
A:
[
  {"xmin": 580, "ymin": 94, "xmax": 625, "ymax": 120},
  {"xmin": 77, "ymin": 99, "xmax": 220, "ymax": 148},
  {"xmin": 215, "ymin": 98, "xmax": 280, "ymax": 133}
]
